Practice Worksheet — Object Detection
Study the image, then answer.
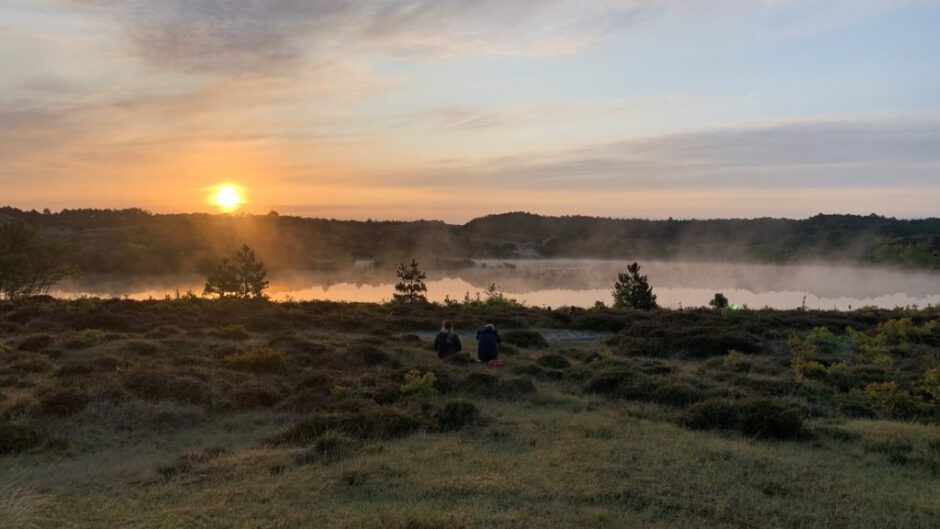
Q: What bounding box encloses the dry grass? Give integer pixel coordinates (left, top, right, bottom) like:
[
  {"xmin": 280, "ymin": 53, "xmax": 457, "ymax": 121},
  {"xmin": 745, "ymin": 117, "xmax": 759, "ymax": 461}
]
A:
[{"xmin": 0, "ymin": 299, "xmax": 938, "ymax": 528}]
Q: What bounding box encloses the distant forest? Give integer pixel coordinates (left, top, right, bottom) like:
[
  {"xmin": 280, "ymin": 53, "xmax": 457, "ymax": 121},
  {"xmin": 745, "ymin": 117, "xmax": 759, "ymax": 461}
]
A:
[{"xmin": 1, "ymin": 207, "xmax": 939, "ymax": 274}]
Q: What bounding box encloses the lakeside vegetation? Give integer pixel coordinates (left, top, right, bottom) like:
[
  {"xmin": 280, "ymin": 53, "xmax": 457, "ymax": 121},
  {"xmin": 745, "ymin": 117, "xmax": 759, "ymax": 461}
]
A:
[
  {"xmin": 2, "ymin": 298, "xmax": 939, "ymax": 528},
  {"xmin": 2, "ymin": 207, "xmax": 939, "ymax": 274}
]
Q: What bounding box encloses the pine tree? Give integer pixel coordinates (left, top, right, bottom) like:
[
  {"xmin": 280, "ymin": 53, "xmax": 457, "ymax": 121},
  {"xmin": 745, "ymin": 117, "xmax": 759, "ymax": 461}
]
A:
[
  {"xmin": 612, "ymin": 262, "xmax": 658, "ymax": 310},
  {"xmin": 709, "ymin": 292, "xmax": 729, "ymax": 309},
  {"xmin": 233, "ymin": 244, "xmax": 269, "ymax": 299},
  {"xmin": 204, "ymin": 245, "xmax": 269, "ymax": 299},
  {"xmin": 393, "ymin": 258, "xmax": 428, "ymax": 304},
  {"xmin": 203, "ymin": 258, "xmax": 240, "ymax": 298}
]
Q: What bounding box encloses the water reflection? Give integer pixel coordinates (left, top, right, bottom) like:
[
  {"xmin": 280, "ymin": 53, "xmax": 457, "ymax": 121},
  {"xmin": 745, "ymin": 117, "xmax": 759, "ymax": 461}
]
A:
[{"xmin": 50, "ymin": 260, "xmax": 940, "ymax": 310}]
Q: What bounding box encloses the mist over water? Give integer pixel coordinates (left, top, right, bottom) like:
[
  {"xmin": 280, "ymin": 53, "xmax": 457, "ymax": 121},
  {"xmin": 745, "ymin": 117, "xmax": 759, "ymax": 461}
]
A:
[{"xmin": 51, "ymin": 260, "xmax": 940, "ymax": 310}]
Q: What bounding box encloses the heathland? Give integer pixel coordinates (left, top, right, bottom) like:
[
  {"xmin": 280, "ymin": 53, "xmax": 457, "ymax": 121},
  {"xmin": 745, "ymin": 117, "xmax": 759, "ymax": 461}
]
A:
[{"xmin": 2, "ymin": 298, "xmax": 939, "ymax": 528}]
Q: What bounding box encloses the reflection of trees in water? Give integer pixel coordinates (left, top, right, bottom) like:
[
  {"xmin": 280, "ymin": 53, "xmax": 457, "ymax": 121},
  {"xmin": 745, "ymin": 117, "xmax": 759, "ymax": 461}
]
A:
[{"xmin": 53, "ymin": 260, "xmax": 940, "ymax": 301}]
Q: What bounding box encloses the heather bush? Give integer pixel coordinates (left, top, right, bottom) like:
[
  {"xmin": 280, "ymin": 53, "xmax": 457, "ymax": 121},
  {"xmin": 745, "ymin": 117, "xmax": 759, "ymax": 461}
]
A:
[{"xmin": 223, "ymin": 347, "xmax": 287, "ymax": 373}]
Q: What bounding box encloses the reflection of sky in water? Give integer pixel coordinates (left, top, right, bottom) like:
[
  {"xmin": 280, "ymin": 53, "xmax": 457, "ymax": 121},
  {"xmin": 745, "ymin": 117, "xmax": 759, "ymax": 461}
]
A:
[{"xmin": 50, "ymin": 261, "xmax": 940, "ymax": 310}]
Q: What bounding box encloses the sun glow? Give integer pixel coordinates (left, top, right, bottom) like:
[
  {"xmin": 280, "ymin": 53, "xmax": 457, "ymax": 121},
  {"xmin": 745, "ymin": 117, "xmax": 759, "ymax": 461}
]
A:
[{"xmin": 208, "ymin": 183, "xmax": 246, "ymax": 212}]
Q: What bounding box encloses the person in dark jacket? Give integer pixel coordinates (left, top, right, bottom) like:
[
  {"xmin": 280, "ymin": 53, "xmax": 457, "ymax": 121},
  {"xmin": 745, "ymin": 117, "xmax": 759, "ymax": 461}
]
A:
[
  {"xmin": 433, "ymin": 320, "xmax": 462, "ymax": 358},
  {"xmin": 475, "ymin": 323, "xmax": 501, "ymax": 363}
]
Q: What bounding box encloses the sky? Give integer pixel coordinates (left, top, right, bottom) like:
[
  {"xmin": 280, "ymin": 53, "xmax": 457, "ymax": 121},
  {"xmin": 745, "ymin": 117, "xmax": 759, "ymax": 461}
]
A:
[{"xmin": 1, "ymin": 0, "xmax": 939, "ymax": 222}]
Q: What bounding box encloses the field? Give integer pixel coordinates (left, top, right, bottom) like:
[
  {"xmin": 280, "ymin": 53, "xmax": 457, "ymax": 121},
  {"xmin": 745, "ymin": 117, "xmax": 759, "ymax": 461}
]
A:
[{"xmin": 1, "ymin": 298, "xmax": 939, "ymax": 528}]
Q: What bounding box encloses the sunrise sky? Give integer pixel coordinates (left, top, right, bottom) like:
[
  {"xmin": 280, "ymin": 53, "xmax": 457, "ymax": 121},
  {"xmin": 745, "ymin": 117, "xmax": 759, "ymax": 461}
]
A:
[{"xmin": 2, "ymin": 1, "xmax": 939, "ymax": 221}]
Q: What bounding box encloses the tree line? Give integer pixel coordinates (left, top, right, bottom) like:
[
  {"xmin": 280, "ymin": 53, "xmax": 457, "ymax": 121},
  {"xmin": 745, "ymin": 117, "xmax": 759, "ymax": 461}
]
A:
[{"xmin": 2, "ymin": 207, "xmax": 938, "ymax": 274}]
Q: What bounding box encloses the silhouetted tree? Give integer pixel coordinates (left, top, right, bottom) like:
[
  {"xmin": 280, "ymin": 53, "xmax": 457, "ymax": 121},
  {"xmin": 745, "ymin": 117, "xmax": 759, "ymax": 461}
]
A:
[
  {"xmin": 203, "ymin": 258, "xmax": 240, "ymax": 298},
  {"xmin": 204, "ymin": 245, "xmax": 269, "ymax": 299},
  {"xmin": 0, "ymin": 223, "xmax": 72, "ymax": 300},
  {"xmin": 393, "ymin": 259, "xmax": 427, "ymax": 304},
  {"xmin": 612, "ymin": 262, "xmax": 658, "ymax": 310},
  {"xmin": 709, "ymin": 292, "xmax": 729, "ymax": 309},
  {"xmin": 233, "ymin": 244, "xmax": 269, "ymax": 299}
]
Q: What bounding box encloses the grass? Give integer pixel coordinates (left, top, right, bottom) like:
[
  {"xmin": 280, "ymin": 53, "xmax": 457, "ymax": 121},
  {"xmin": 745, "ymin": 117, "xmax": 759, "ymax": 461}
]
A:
[{"xmin": 0, "ymin": 298, "xmax": 938, "ymax": 528}]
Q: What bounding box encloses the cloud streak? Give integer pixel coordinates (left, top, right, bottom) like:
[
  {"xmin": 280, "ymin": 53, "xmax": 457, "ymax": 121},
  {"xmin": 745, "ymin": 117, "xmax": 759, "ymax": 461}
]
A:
[{"xmin": 382, "ymin": 118, "xmax": 940, "ymax": 190}]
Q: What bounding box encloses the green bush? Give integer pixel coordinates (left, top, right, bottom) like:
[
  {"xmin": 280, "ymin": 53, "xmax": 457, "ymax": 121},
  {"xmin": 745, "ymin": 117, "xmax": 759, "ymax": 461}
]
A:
[
  {"xmin": 211, "ymin": 324, "xmax": 252, "ymax": 340},
  {"xmin": 652, "ymin": 382, "xmax": 705, "ymax": 407},
  {"xmin": 738, "ymin": 399, "xmax": 804, "ymax": 440},
  {"xmin": 400, "ymin": 369, "xmax": 438, "ymax": 399},
  {"xmin": 229, "ymin": 385, "xmax": 282, "ymax": 409},
  {"xmin": 434, "ymin": 400, "xmax": 482, "ymax": 431},
  {"xmin": 16, "ymin": 335, "xmax": 52, "ymax": 352},
  {"xmin": 679, "ymin": 399, "xmax": 740, "ymax": 431},
  {"xmin": 123, "ymin": 370, "xmax": 214, "ymax": 406},
  {"xmin": 223, "ymin": 347, "xmax": 287, "ymax": 373},
  {"xmin": 584, "ymin": 365, "xmax": 639, "ymax": 395},
  {"xmin": 536, "ymin": 354, "xmax": 571, "ymax": 369},
  {"xmin": 0, "ymin": 421, "xmax": 42, "ymax": 454},
  {"xmin": 270, "ymin": 407, "xmax": 424, "ymax": 446},
  {"xmin": 296, "ymin": 432, "xmax": 360, "ymax": 464},
  {"xmin": 38, "ymin": 388, "xmax": 89, "ymax": 417},
  {"xmin": 502, "ymin": 330, "xmax": 548, "ymax": 349},
  {"xmin": 863, "ymin": 381, "xmax": 925, "ymax": 419}
]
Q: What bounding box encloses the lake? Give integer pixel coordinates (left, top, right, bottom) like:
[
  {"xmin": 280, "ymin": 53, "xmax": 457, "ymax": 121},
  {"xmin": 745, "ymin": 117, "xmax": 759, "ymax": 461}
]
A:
[{"xmin": 48, "ymin": 259, "xmax": 940, "ymax": 310}]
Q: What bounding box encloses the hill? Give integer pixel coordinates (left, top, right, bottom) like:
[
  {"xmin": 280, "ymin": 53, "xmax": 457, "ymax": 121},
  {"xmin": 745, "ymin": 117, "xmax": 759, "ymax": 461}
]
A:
[{"xmin": 1, "ymin": 207, "xmax": 939, "ymax": 274}]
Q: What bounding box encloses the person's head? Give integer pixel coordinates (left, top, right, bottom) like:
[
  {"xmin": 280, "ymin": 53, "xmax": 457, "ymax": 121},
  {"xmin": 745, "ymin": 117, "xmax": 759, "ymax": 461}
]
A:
[
  {"xmin": 484, "ymin": 323, "xmax": 495, "ymax": 331},
  {"xmin": 442, "ymin": 320, "xmax": 453, "ymax": 331}
]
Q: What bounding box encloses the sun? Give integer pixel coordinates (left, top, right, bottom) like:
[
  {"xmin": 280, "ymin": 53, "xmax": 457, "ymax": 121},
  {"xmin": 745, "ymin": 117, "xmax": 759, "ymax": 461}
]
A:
[{"xmin": 208, "ymin": 183, "xmax": 246, "ymax": 212}]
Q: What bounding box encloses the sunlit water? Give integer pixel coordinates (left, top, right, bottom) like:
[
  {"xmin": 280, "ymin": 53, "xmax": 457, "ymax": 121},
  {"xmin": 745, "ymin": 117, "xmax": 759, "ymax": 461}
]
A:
[{"xmin": 50, "ymin": 260, "xmax": 940, "ymax": 310}]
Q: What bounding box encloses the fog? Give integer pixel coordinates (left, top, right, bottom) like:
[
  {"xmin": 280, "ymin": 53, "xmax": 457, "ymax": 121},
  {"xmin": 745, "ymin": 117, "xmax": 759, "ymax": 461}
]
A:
[{"xmin": 49, "ymin": 259, "xmax": 940, "ymax": 310}]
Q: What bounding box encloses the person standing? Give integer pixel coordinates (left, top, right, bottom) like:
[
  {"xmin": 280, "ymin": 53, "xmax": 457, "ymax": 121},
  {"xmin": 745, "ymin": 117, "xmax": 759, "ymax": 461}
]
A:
[{"xmin": 433, "ymin": 320, "xmax": 462, "ymax": 358}]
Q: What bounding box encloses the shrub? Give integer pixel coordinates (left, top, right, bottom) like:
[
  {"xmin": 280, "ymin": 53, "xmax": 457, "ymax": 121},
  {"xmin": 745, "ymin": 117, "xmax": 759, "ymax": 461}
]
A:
[
  {"xmin": 721, "ymin": 350, "xmax": 750, "ymax": 372},
  {"xmin": 123, "ymin": 370, "xmax": 214, "ymax": 406},
  {"xmin": 400, "ymin": 369, "xmax": 438, "ymax": 399},
  {"xmin": 16, "ymin": 335, "xmax": 52, "ymax": 352},
  {"xmin": 347, "ymin": 344, "xmax": 394, "ymax": 367},
  {"xmin": 38, "ymin": 388, "xmax": 89, "ymax": 417},
  {"xmin": 738, "ymin": 399, "xmax": 804, "ymax": 440},
  {"xmin": 212, "ymin": 324, "xmax": 251, "ymax": 340},
  {"xmin": 679, "ymin": 399, "xmax": 740, "ymax": 431},
  {"xmin": 584, "ymin": 365, "xmax": 638, "ymax": 395},
  {"xmin": 270, "ymin": 407, "xmax": 424, "ymax": 446},
  {"xmin": 434, "ymin": 400, "xmax": 482, "ymax": 431},
  {"xmin": 5, "ymin": 358, "xmax": 55, "ymax": 374},
  {"xmin": 536, "ymin": 354, "xmax": 571, "ymax": 370},
  {"xmin": 652, "ymin": 382, "xmax": 705, "ymax": 407},
  {"xmin": 459, "ymin": 373, "xmax": 535, "ymax": 399},
  {"xmin": 0, "ymin": 421, "xmax": 43, "ymax": 454},
  {"xmin": 230, "ymin": 385, "xmax": 282, "ymax": 409},
  {"xmin": 223, "ymin": 347, "xmax": 287, "ymax": 373},
  {"xmin": 497, "ymin": 377, "xmax": 536, "ymax": 398},
  {"xmin": 502, "ymin": 330, "xmax": 548, "ymax": 349},
  {"xmin": 923, "ymin": 366, "xmax": 940, "ymax": 401},
  {"xmin": 63, "ymin": 328, "xmax": 108, "ymax": 349},
  {"xmin": 57, "ymin": 355, "xmax": 126, "ymax": 377},
  {"xmin": 863, "ymin": 381, "xmax": 924, "ymax": 419},
  {"xmin": 123, "ymin": 340, "xmax": 159, "ymax": 355},
  {"xmin": 585, "ymin": 364, "xmax": 654, "ymax": 400},
  {"xmin": 296, "ymin": 432, "xmax": 360, "ymax": 464},
  {"xmin": 833, "ymin": 390, "xmax": 878, "ymax": 418}
]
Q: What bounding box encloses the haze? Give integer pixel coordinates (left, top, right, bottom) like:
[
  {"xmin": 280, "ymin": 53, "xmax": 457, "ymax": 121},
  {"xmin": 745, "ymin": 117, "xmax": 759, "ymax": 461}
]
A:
[{"xmin": 2, "ymin": 1, "xmax": 940, "ymax": 221}]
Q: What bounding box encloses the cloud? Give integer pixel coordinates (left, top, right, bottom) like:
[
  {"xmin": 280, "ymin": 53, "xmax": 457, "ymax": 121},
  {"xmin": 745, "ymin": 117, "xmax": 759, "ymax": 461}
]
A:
[
  {"xmin": 382, "ymin": 118, "xmax": 940, "ymax": 190},
  {"xmin": 63, "ymin": 0, "xmax": 652, "ymax": 76}
]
